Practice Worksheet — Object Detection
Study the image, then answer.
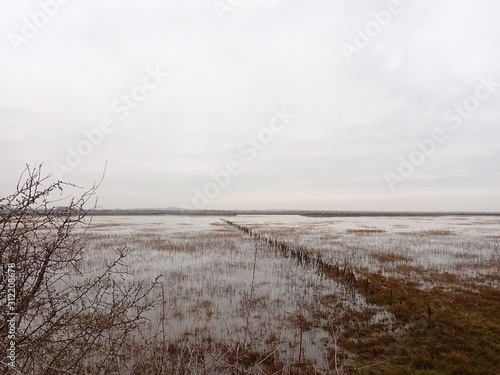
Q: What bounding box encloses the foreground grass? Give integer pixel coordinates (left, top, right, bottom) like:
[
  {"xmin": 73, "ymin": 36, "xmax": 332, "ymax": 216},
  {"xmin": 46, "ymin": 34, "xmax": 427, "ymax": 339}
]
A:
[{"xmin": 344, "ymin": 269, "xmax": 500, "ymax": 374}]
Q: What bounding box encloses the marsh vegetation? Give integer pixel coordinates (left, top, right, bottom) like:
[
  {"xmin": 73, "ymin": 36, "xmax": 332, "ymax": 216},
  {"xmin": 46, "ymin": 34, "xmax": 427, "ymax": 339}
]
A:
[
  {"xmin": 78, "ymin": 214, "xmax": 498, "ymax": 374},
  {"xmin": 1, "ymin": 170, "xmax": 498, "ymax": 373}
]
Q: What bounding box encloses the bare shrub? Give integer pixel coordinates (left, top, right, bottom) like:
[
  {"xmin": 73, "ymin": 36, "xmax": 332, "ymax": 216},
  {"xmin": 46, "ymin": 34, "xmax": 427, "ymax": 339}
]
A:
[{"xmin": 0, "ymin": 165, "xmax": 160, "ymax": 374}]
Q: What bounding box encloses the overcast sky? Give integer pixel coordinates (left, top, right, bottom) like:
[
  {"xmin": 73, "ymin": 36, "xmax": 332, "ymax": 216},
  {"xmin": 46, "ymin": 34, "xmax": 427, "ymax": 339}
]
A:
[{"xmin": 1, "ymin": 0, "xmax": 499, "ymax": 211}]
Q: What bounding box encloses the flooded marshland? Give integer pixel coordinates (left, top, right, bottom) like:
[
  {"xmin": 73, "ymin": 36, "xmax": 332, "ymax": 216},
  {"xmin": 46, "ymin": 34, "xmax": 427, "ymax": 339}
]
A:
[{"xmin": 81, "ymin": 215, "xmax": 499, "ymax": 374}]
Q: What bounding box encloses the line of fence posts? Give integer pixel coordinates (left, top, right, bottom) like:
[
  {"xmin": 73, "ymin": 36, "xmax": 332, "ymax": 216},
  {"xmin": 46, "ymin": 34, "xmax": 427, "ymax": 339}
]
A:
[
  {"xmin": 221, "ymin": 219, "xmax": 426, "ymax": 320},
  {"xmin": 221, "ymin": 219, "xmax": 366, "ymax": 289}
]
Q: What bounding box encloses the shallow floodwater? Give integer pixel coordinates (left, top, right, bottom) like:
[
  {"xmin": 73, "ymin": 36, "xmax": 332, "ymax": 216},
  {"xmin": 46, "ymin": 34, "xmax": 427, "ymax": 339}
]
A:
[{"xmin": 81, "ymin": 214, "xmax": 499, "ymax": 372}]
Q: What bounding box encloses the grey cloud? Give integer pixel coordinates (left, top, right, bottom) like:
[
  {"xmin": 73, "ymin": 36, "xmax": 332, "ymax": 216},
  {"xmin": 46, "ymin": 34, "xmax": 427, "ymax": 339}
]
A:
[{"xmin": 0, "ymin": 0, "xmax": 499, "ymax": 211}]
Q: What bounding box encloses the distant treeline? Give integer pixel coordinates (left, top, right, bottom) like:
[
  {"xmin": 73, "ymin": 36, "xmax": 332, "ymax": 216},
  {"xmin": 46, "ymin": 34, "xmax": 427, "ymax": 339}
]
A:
[
  {"xmin": 2, "ymin": 208, "xmax": 499, "ymax": 217},
  {"xmin": 89, "ymin": 210, "xmax": 500, "ymax": 217}
]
